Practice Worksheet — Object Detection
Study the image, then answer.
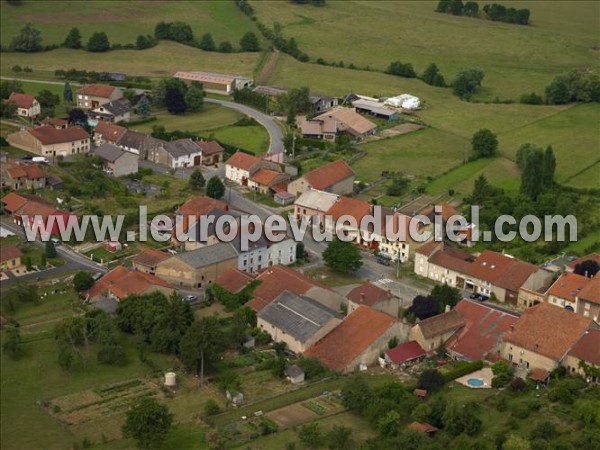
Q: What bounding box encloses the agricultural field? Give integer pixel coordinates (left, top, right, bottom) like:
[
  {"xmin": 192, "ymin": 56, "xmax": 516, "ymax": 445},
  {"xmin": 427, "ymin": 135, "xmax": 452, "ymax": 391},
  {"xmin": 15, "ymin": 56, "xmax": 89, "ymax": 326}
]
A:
[
  {"xmin": 0, "ymin": 1, "xmax": 260, "ymax": 48},
  {"xmin": 254, "ymin": 0, "xmax": 599, "ymax": 100}
]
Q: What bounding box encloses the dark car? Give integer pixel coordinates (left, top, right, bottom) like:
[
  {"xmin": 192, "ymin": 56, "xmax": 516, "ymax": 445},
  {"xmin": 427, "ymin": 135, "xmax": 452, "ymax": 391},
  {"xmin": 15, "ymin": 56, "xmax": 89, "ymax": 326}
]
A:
[
  {"xmin": 377, "ymin": 257, "xmax": 391, "ymax": 266},
  {"xmin": 469, "ymin": 293, "xmax": 478, "ymax": 299},
  {"xmin": 477, "ymin": 294, "xmax": 489, "ymax": 302},
  {"xmin": 21, "ymin": 155, "xmax": 33, "ymax": 161}
]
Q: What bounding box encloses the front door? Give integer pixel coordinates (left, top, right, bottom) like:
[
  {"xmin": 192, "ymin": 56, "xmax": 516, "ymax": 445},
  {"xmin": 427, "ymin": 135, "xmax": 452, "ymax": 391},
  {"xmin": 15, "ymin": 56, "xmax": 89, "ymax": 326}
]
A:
[{"xmin": 194, "ymin": 155, "xmax": 202, "ymax": 166}]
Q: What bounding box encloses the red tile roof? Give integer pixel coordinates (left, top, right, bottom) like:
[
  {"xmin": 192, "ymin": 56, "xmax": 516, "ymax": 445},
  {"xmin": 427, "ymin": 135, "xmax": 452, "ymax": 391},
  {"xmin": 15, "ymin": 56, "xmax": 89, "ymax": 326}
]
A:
[
  {"xmin": 528, "ymin": 368, "xmax": 550, "ymax": 382},
  {"xmin": 566, "ymin": 253, "xmax": 600, "ymax": 271},
  {"xmin": 419, "ymin": 202, "xmax": 461, "ymax": 222},
  {"xmin": 78, "ymin": 84, "xmax": 118, "ymax": 98},
  {"xmin": 446, "ymin": 299, "xmax": 518, "ymax": 361},
  {"xmin": 226, "ymin": 151, "xmax": 260, "ymax": 171},
  {"xmin": 214, "ymin": 268, "xmax": 255, "ymax": 294},
  {"xmin": 29, "ymin": 126, "xmax": 89, "ymax": 145},
  {"xmin": 195, "ymin": 140, "xmax": 224, "ymax": 155},
  {"xmin": 578, "ymin": 275, "xmax": 600, "ymax": 305},
  {"xmin": 415, "ymin": 241, "xmax": 443, "ymax": 258},
  {"xmin": 305, "ymin": 306, "xmax": 396, "ymax": 371},
  {"xmin": 6, "ymin": 163, "xmax": 44, "ymax": 180},
  {"xmin": 503, "ymin": 303, "xmax": 593, "ymax": 362},
  {"xmin": 94, "ymin": 121, "xmax": 127, "ymax": 142},
  {"xmin": 347, "ymin": 281, "xmax": 392, "ymax": 306},
  {"xmin": 326, "ymin": 196, "xmax": 371, "ymax": 223},
  {"xmin": 41, "ymin": 116, "xmax": 68, "ymax": 128},
  {"xmin": 385, "ymin": 340, "xmax": 426, "ymax": 365},
  {"xmin": 0, "ymin": 245, "xmax": 22, "ymax": 263},
  {"xmin": 1, "ymin": 192, "xmax": 51, "ymax": 213},
  {"xmin": 408, "ymin": 422, "xmax": 439, "ymax": 434},
  {"xmin": 247, "ymin": 266, "xmax": 326, "ymax": 312},
  {"xmin": 417, "ymin": 309, "xmax": 464, "ymax": 339},
  {"xmin": 8, "ymin": 92, "xmax": 36, "ymax": 109},
  {"xmin": 303, "ymin": 160, "xmax": 354, "ymax": 191},
  {"xmin": 250, "ymin": 168, "xmax": 284, "ymax": 186},
  {"xmin": 547, "ymin": 272, "xmax": 591, "ymax": 303},
  {"xmin": 88, "ymin": 266, "xmax": 173, "ymax": 300},
  {"xmin": 568, "ymin": 329, "xmax": 600, "ymax": 366},
  {"xmin": 132, "ymin": 249, "xmax": 170, "ymax": 268},
  {"xmin": 178, "ymin": 196, "xmax": 228, "ymax": 217}
]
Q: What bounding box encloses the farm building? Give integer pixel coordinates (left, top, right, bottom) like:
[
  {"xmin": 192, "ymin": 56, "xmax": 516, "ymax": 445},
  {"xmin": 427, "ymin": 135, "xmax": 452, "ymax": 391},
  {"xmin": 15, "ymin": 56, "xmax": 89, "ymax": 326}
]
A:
[
  {"xmin": 352, "ymin": 99, "xmax": 399, "ymax": 121},
  {"xmin": 174, "ymin": 71, "xmax": 253, "ymax": 95},
  {"xmin": 93, "ymin": 143, "xmax": 138, "ymax": 177}
]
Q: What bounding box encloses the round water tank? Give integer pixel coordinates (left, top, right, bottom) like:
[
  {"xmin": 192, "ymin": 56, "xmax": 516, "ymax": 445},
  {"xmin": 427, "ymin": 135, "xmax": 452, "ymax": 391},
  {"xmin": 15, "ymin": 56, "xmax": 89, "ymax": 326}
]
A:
[{"xmin": 164, "ymin": 372, "xmax": 176, "ymax": 387}]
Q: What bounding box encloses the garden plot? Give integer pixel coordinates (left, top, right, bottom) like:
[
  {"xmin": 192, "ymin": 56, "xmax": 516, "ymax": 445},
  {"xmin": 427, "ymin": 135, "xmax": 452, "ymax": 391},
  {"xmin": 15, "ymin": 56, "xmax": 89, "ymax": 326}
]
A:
[{"xmin": 266, "ymin": 395, "xmax": 344, "ymax": 428}]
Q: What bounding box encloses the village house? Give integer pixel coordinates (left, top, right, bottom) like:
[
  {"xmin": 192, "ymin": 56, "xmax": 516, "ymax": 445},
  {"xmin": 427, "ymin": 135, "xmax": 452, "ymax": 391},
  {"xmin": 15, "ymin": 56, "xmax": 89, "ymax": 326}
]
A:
[
  {"xmin": 131, "ymin": 248, "xmax": 170, "ymax": 275},
  {"xmin": 194, "ymin": 140, "xmax": 224, "ymax": 166},
  {"xmin": 346, "ymin": 281, "xmax": 401, "ymax": 318},
  {"xmin": 174, "ymin": 196, "xmax": 229, "ymax": 240},
  {"xmin": 248, "ymin": 168, "xmax": 290, "ymax": 196},
  {"xmin": 153, "ymin": 139, "xmax": 204, "ymax": 168},
  {"xmin": 414, "ymin": 242, "xmax": 553, "ymax": 305},
  {"xmin": 408, "ymin": 309, "xmax": 465, "ymax": 351},
  {"xmin": 1, "ymin": 162, "xmax": 46, "ymax": 190},
  {"xmin": 287, "ymin": 160, "xmax": 355, "ymax": 197},
  {"xmin": 293, "ymin": 189, "xmax": 339, "ymax": 227},
  {"xmin": 0, "ymin": 245, "xmax": 23, "ymax": 271},
  {"xmin": 575, "ymin": 275, "xmax": 600, "ymax": 321},
  {"xmin": 305, "ymin": 305, "xmax": 409, "ymax": 373},
  {"xmin": 297, "ymin": 117, "xmax": 338, "ymax": 142},
  {"xmin": 225, "ymin": 151, "xmax": 281, "ymax": 186},
  {"xmin": 174, "ymin": 71, "xmax": 253, "ymax": 95},
  {"xmin": 324, "ymin": 195, "xmax": 372, "ymax": 243},
  {"xmin": 257, "ymin": 290, "xmax": 343, "ymax": 354},
  {"xmin": 562, "ymin": 329, "xmax": 600, "ymax": 382},
  {"xmin": 87, "ymin": 265, "xmax": 174, "ymax": 302},
  {"xmin": 1, "ymin": 192, "xmax": 77, "ymax": 236},
  {"xmin": 309, "ymin": 94, "xmax": 338, "ymax": 114},
  {"xmin": 183, "ymin": 207, "xmax": 241, "ymax": 251},
  {"xmin": 7, "ymin": 125, "xmax": 90, "ymax": 157},
  {"xmin": 7, "ymin": 92, "xmax": 41, "ymax": 118},
  {"xmin": 445, "ymin": 299, "xmax": 519, "ymax": 362},
  {"xmin": 500, "ymin": 302, "xmax": 596, "ymax": 377},
  {"xmin": 40, "ymin": 116, "xmax": 69, "ymax": 129},
  {"xmin": 118, "ymin": 129, "xmax": 163, "ymax": 158},
  {"xmin": 92, "ymin": 121, "xmax": 127, "ymax": 147},
  {"xmin": 313, "ymin": 107, "xmax": 376, "ymax": 140},
  {"xmin": 246, "ymin": 265, "xmax": 346, "ymax": 313},
  {"xmin": 545, "ymin": 272, "xmax": 590, "ymax": 312},
  {"xmin": 155, "ymin": 242, "xmax": 239, "ymax": 288},
  {"xmin": 77, "ymin": 84, "xmax": 123, "ymax": 109},
  {"xmin": 93, "ymin": 143, "xmax": 139, "ymax": 177},
  {"xmin": 89, "ymin": 98, "xmax": 132, "ymax": 123},
  {"xmin": 214, "ymin": 267, "xmax": 255, "ymax": 295},
  {"xmin": 385, "ymin": 341, "xmax": 427, "ymax": 369}
]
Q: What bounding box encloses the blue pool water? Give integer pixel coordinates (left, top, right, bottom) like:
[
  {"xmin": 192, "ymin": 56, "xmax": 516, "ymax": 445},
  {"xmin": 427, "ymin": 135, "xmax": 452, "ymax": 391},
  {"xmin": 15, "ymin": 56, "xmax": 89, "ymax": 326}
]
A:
[{"xmin": 467, "ymin": 378, "xmax": 484, "ymax": 387}]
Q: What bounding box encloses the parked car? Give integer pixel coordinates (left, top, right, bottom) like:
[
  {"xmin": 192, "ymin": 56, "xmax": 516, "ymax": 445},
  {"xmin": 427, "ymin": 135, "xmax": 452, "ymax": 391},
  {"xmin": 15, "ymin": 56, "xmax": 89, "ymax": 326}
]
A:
[
  {"xmin": 21, "ymin": 155, "xmax": 33, "ymax": 161},
  {"xmin": 469, "ymin": 293, "xmax": 478, "ymax": 300},
  {"xmin": 377, "ymin": 256, "xmax": 391, "ymax": 266},
  {"xmin": 182, "ymin": 295, "xmax": 197, "ymax": 303},
  {"xmin": 50, "ymin": 238, "xmax": 61, "ymax": 246},
  {"xmin": 477, "ymin": 294, "xmax": 489, "ymax": 302}
]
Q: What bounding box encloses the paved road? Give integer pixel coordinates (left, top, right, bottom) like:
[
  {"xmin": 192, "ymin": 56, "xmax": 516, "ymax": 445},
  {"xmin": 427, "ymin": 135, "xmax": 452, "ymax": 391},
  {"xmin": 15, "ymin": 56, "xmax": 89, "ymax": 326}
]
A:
[
  {"xmin": 1, "ymin": 77, "xmax": 285, "ymax": 155},
  {"xmin": 0, "ymin": 219, "xmax": 106, "ymax": 288},
  {"xmin": 204, "ymin": 97, "xmax": 285, "ymax": 155}
]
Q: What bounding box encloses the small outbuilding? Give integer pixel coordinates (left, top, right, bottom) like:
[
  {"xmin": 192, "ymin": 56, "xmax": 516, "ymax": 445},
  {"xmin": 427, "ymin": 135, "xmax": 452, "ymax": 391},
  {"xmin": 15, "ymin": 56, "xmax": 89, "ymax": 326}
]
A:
[
  {"xmin": 226, "ymin": 390, "xmax": 244, "ymax": 405},
  {"xmin": 284, "ymin": 365, "xmax": 305, "ymax": 385}
]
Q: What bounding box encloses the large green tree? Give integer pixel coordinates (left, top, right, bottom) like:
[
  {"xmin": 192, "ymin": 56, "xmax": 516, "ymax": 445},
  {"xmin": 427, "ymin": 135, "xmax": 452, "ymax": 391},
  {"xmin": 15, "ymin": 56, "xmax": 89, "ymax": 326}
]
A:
[
  {"xmin": 184, "ymin": 85, "xmax": 204, "ymax": 112},
  {"xmin": 189, "ymin": 169, "xmax": 206, "ymax": 190},
  {"xmin": 63, "ymin": 81, "xmax": 73, "ymax": 104},
  {"xmin": 199, "ymin": 32, "xmax": 215, "ymax": 51},
  {"xmin": 10, "ymin": 23, "xmax": 42, "ymax": 52},
  {"xmin": 453, "ymin": 69, "xmax": 484, "ymax": 99},
  {"xmin": 240, "ymin": 31, "xmax": 260, "ymax": 51},
  {"xmin": 122, "ymin": 398, "xmax": 173, "ymax": 449},
  {"xmin": 206, "ymin": 176, "xmax": 225, "ymax": 199},
  {"xmin": 179, "ymin": 316, "xmax": 225, "ymax": 382},
  {"xmin": 87, "ymin": 32, "xmax": 110, "ymax": 52},
  {"xmin": 471, "ymin": 128, "xmax": 498, "ymax": 159},
  {"xmin": 323, "ymin": 238, "xmax": 362, "ymax": 273},
  {"xmin": 73, "ymin": 271, "xmax": 94, "ymax": 292},
  {"xmin": 63, "ymin": 27, "xmax": 82, "ymax": 49},
  {"xmin": 3, "ymin": 326, "xmax": 23, "ymax": 359}
]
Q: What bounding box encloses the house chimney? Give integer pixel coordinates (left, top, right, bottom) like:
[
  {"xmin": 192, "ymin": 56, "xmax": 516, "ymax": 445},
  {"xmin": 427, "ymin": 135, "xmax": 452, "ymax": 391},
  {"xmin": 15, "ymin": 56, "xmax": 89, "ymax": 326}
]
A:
[
  {"xmin": 445, "ymin": 304, "xmax": 451, "ymax": 313},
  {"xmin": 360, "ymin": 293, "xmax": 365, "ymax": 303}
]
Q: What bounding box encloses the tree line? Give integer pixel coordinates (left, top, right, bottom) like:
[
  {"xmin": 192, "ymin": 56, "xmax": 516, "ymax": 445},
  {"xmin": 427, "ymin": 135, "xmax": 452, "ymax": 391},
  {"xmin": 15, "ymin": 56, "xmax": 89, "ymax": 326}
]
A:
[
  {"xmin": 150, "ymin": 77, "xmax": 205, "ymax": 115},
  {"xmin": 436, "ymin": 0, "xmax": 531, "ymax": 25}
]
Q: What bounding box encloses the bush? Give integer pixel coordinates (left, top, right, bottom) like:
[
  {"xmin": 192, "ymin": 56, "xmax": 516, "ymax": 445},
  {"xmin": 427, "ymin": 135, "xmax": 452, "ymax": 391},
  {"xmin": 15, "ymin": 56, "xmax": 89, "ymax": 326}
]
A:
[
  {"xmin": 509, "ymin": 377, "xmax": 528, "ymax": 392},
  {"xmin": 97, "ymin": 345, "xmax": 127, "ymax": 366},
  {"xmin": 442, "ymin": 360, "xmax": 484, "ymax": 383},
  {"xmin": 491, "ymin": 372, "xmax": 512, "ymax": 388},
  {"xmin": 418, "ymin": 369, "xmax": 445, "ymax": 392},
  {"xmin": 203, "ymin": 399, "xmax": 220, "ymax": 416}
]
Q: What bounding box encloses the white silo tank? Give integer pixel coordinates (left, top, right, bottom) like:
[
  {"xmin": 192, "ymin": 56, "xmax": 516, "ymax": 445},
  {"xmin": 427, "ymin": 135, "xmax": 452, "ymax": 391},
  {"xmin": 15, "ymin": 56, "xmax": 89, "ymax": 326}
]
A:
[{"xmin": 164, "ymin": 372, "xmax": 177, "ymax": 387}]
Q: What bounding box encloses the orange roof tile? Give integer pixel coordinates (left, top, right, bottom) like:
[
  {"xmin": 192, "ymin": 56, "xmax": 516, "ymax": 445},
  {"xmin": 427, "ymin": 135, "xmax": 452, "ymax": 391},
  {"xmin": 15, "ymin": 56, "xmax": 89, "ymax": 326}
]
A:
[
  {"xmin": 29, "ymin": 126, "xmax": 89, "ymax": 145},
  {"xmin": 347, "ymin": 281, "xmax": 392, "ymax": 306},
  {"xmin": 88, "ymin": 266, "xmax": 173, "ymax": 300},
  {"xmin": 78, "ymin": 84, "xmax": 118, "ymax": 98},
  {"xmin": 504, "ymin": 303, "xmax": 593, "ymax": 361},
  {"xmin": 578, "ymin": 275, "xmax": 600, "ymax": 305},
  {"xmin": 94, "ymin": 121, "xmax": 127, "ymax": 142},
  {"xmin": 214, "ymin": 268, "xmax": 255, "ymax": 294},
  {"xmin": 326, "ymin": 196, "xmax": 371, "ymax": 223},
  {"xmin": 568, "ymin": 329, "xmax": 600, "ymax": 366},
  {"xmin": 408, "ymin": 422, "xmax": 439, "ymax": 434},
  {"xmin": 250, "ymin": 168, "xmax": 285, "ymax": 186},
  {"xmin": 0, "ymin": 245, "xmax": 22, "ymax": 263},
  {"xmin": 547, "ymin": 272, "xmax": 591, "ymax": 303},
  {"xmin": 303, "ymin": 160, "xmax": 354, "ymax": 191},
  {"xmin": 385, "ymin": 340, "xmax": 426, "ymax": 365},
  {"xmin": 8, "ymin": 92, "xmax": 36, "ymax": 109},
  {"xmin": 1, "ymin": 192, "xmax": 51, "ymax": 213},
  {"xmin": 226, "ymin": 151, "xmax": 260, "ymax": 171},
  {"xmin": 304, "ymin": 306, "xmax": 396, "ymax": 371},
  {"xmin": 133, "ymin": 249, "xmax": 170, "ymax": 268},
  {"xmin": 566, "ymin": 253, "xmax": 600, "ymax": 271}
]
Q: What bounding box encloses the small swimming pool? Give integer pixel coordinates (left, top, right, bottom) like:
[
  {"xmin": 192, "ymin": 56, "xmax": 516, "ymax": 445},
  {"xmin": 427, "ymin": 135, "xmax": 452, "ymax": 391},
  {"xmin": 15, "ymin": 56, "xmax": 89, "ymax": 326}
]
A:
[{"xmin": 467, "ymin": 378, "xmax": 484, "ymax": 387}]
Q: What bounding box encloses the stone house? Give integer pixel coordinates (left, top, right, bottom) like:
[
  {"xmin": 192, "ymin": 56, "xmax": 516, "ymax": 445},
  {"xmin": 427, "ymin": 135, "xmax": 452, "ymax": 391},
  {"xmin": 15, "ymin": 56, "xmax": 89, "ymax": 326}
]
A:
[
  {"xmin": 7, "ymin": 92, "xmax": 40, "ymax": 118},
  {"xmin": 77, "ymin": 84, "xmax": 123, "ymax": 109},
  {"xmin": 7, "ymin": 126, "xmax": 90, "ymax": 157}
]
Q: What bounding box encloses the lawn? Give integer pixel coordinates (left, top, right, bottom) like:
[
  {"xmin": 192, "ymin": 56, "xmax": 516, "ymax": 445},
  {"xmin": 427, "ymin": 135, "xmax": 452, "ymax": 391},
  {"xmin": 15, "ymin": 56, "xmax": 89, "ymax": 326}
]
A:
[
  {"xmin": 0, "ymin": 41, "xmax": 260, "ymax": 79},
  {"xmin": 304, "ymin": 267, "xmax": 362, "ymax": 288},
  {"xmin": 130, "ymin": 104, "xmax": 243, "ymax": 135},
  {"xmin": 254, "ymin": 0, "xmax": 599, "ymax": 100},
  {"xmin": 210, "ymin": 124, "xmax": 270, "ymax": 155},
  {"xmin": 0, "ymin": 1, "xmax": 261, "ymax": 47}
]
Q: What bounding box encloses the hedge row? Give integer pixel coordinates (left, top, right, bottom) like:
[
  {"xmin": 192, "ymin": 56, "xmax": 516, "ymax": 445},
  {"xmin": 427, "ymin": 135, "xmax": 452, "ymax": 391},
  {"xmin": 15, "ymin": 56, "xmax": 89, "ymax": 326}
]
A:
[{"xmin": 442, "ymin": 360, "xmax": 484, "ymax": 383}]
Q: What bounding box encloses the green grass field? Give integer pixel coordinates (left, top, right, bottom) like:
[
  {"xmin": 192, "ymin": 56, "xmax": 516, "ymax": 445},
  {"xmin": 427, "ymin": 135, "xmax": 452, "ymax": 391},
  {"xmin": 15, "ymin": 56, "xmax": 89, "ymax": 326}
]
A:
[
  {"xmin": 253, "ymin": 0, "xmax": 599, "ymax": 100},
  {"xmin": 210, "ymin": 124, "xmax": 270, "ymax": 155},
  {"xmin": 0, "ymin": 0, "xmax": 260, "ymax": 48},
  {"xmin": 0, "ymin": 42, "xmax": 260, "ymax": 79}
]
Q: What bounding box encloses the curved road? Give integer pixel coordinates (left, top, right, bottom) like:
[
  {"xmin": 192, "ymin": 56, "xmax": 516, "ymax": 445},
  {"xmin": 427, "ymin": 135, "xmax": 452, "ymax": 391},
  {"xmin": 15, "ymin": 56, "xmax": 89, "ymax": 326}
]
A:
[
  {"xmin": 1, "ymin": 77, "xmax": 285, "ymax": 155},
  {"xmin": 204, "ymin": 97, "xmax": 284, "ymax": 155}
]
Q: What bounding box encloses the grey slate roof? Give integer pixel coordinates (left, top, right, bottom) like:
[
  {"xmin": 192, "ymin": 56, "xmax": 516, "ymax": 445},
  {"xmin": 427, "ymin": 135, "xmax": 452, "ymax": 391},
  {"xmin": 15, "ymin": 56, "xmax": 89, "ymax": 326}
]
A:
[
  {"xmin": 258, "ymin": 291, "xmax": 341, "ymax": 343},
  {"xmin": 93, "ymin": 143, "xmax": 126, "ymax": 162},
  {"xmin": 284, "ymin": 365, "xmax": 304, "ymax": 378},
  {"xmin": 101, "ymin": 98, "xmax": 131, "ymax": 116},
  {"xmin": 175, "ymin": 242, "xmax": 239, "ymax": 269},
  {"xmin": 163, "ymin": 138, "xmax": 201, "ymax": 158},
  {"xmin": 118, "ymin": 130, "xmax": 160, "ymax": 150}
]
